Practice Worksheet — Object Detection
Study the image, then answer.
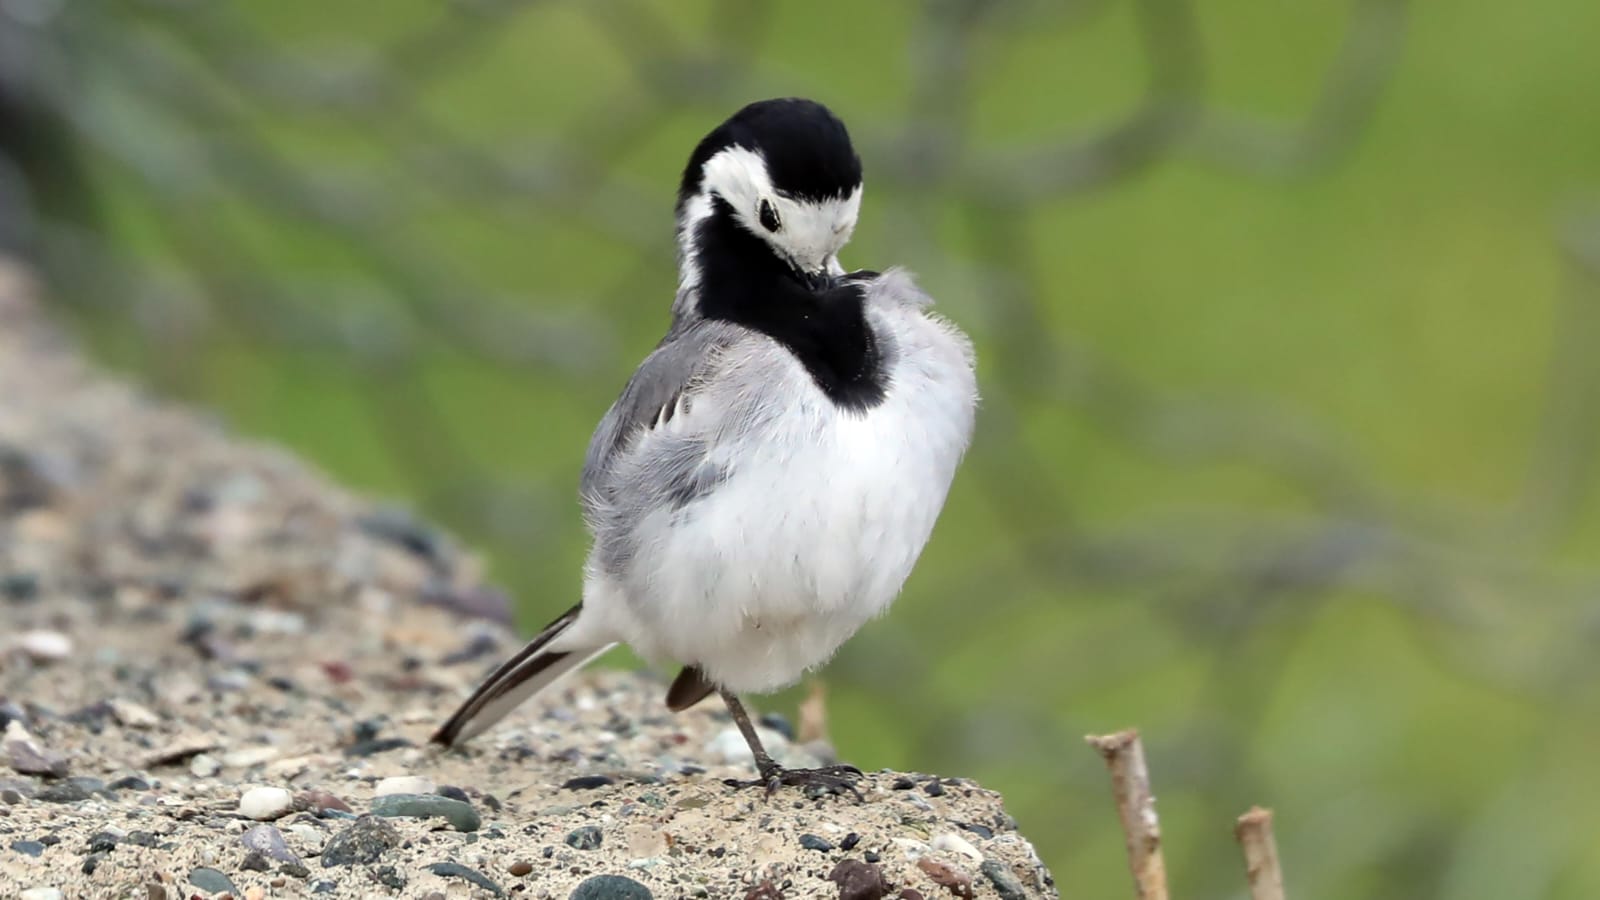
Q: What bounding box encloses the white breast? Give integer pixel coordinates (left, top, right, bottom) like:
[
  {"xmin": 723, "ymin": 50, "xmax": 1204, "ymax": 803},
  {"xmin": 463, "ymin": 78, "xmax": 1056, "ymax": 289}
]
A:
[{"xmin": 593, "ymin": 302, "xmax": 977, "ymax": 694}]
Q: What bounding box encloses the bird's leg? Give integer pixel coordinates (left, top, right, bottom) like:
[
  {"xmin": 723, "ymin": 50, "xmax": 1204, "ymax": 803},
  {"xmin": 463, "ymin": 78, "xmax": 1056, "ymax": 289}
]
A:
[
  {"xmin": 721, "ymin": 689, "xmax": 783, "ymax": 781},
  {"xmin": 718, "ymin": 689, "xmax": 863, "ymax": 801}
]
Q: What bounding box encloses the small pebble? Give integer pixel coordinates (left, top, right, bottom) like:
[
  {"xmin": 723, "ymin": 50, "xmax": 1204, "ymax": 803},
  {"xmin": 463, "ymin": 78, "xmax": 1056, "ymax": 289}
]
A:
[
  {"xmin": 979, "ymin": 861, "xmax": 1028, "ymax": 900},
  {"xmin": 296, "ymin": 789, "xmax": 352, "ymax": 813},
  {"xmin": 956, "ymin": 823, "xmax": 992, "ymax": 840},
  {"xmin": 16, "ymin": 630, "xmax": 72, "ymax": 662},
  {"xmin": 569, "ymin": 874, "xmax": 654, "ymax": 900},
  {"xmin": 222, "ymin": 746, "xmax": 280, "ymax": 769},
  {"xmin": 109, "ymin": 699, "xmax": 159, "ymax": 729},
  {"xmin": 139, "ymin": 735, "xmax": 219, "ymax": 768},
  {"xmin": 891, "ymin": 777, "xmax": 917, "ymax": 790},
  {"xmin": 923, "ymin": 781, "xmax": 945, "ymax": 798},
  {"xmin": 440, "ymin": 633, "xmax": 499, "ymax": 665},
  {"xmin": 931, "ymin": 832, "xmax": 983, "ymax": 862},
  {"xmin": 436, "ymin": 784, "xmax": 471, "ymax": 803},
  {"xmin": 207, "ymin": 670, "xmax": 252, "ymax": 693},
  {"xmin": 343, "ymin": 737, "xmax": 412, "ymax": 757},
  {"xmin": 239, "ymin": 786, "xmax": 294, "ymax": 820},
  {"xmin": 281, "ymin": 861, "xmax": 311, "ymax": 879},
  {"xmin": 189, "ymin": 753, "xmax": 220, "ymax": 778},
  {"xmin": 828, "ymin": 859, "xmax": 889, "ymax": 900},
  {"xmin": 20, "ymin": 889, "xmax": 64, "ymax": 900},
  {"xmin": 561, "ymin": 774, "xmax": 616, "ymax": 790},
  {"xmin": 565, "ymin": 825, "xmax": 604, "ymax": 850},
  {"xmin": 242, "ymin": 824, "xmax": 300, "ymax": 865},
  {"xmin": 10, "ymin": 839, "xmax": 45, "ymax": 857},
  {"xmin": 4, "ymin": 723, "xmax": 68, "ymax": 777},
  {"xmin": 34, "ymin": 781, "xmax": 92, "ymax": 803},
  {"xmin": 320, "ymin": 815, "xmax": 401, "ymax": 867},
  {"xmin": 373, "ymin": 774, "xmax": 435, "ymax": 797},
  {"xmin": 705, "ymin": 725, "xmax": 789, "ymax": 765},
  {"xmin": 915, "ymin": 858, "xmax": 972, "ymax": 899},
  {"xmin": 744, "ymin": 881, "xmax": 782, "ymax": 900},
  {"xmin": 375, "ymin": 865, "xmax": 406, "ymax": 889},
  {"xmin": 839, "ymin": 832, "xmax": 861, "ymax": 851},
  {"xmin": 508, "ymin": 860, "xmax": 534, "ymax": 876},
  {"xmin": 1, "ymin": 573, "xmax": 39, "ymax": 603},
  {"xmin": 426, "ymin": 861, "xmax": 502, "ymax": 896},
  {"xmin": 0, "ymin": 702, "xmax": 26, "ymax": 729},
  {"xmin": 109, "ymin": 775, "xmax": 150, "ymax": 791},
  {"xmin": 188, "ymin": 866, "xmax": 239, "ymax": 896},
  {"xmin": 758, "ymin": 712, "xmax": 795, "ymax": 741},
  {"xmin": 799, "ymin": 833, "xmax": 834, "ymax": 852},
  {"xmin": 370, "ymin": 792, "xmax": 481, "ymax": 832},
  {"xmin": 240, "ymin": 850, "xmax": 272, "ymax": 872},
  {"xmin": 288, "ymin": 823, "xmax": 325, "ymax": 851}
]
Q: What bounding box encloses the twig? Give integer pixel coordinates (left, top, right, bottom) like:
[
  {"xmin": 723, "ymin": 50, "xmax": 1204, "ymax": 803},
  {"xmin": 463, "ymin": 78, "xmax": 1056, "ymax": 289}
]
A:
[
  {"xmin": 1235, "ymin": 806, "xmax": 1286, "ymax": 900},
  {"xmin": 1086, "ymin": 729, "xmax": 1168, "ymax": 900},
  {"xmin": 796, "ymin": 678, "xmax": 830, "ymax": 745}
]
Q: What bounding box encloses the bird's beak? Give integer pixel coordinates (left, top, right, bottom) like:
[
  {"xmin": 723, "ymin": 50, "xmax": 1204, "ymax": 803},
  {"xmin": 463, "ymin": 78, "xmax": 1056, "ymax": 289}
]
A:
[{"xmin": 801, "ymin": 269, "xmax": 833, "ymax": 292}]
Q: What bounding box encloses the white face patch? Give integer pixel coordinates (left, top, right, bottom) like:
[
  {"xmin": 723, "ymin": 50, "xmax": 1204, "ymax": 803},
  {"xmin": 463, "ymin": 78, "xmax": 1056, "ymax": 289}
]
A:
[{"xmin": 678, "ymin": 146, "xmax": 861, "ymax": 290}]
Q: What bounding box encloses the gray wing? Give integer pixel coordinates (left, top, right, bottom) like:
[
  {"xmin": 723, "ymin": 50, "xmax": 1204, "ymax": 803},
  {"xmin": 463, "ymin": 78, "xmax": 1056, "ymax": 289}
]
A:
[{"xmin": 579, "ymin": 319, "xmax": 746, "ymax": 541}]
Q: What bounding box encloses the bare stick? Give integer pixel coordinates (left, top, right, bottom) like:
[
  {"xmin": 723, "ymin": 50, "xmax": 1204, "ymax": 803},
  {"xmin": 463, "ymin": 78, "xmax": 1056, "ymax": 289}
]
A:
[
  {"xmin": 797, "ymin": 678, "xmax": 829, "ymax": 745},
  {"xmin": 1235, "ymin": 806, "xmax": 1286, "ymax": 900},
  {"xmin": 1086, "ymin": 729, "xmax": 1168, "ymax": 900}
]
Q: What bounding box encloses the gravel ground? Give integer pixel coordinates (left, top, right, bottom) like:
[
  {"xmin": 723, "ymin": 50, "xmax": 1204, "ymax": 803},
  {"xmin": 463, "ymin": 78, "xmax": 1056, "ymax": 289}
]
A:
[{"xmin": 0, "ymin": 262, "xmax": 1057, "ymax": 900}]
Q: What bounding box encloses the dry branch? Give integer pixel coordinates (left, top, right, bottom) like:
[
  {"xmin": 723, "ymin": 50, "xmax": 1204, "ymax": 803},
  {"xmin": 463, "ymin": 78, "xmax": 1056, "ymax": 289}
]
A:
[
  {"xmin": 1235, "ymin": 806, "xmax": 1287, "ymax": 900},
  {"xmin": 1086, "ymin": 729, "xmax": 1169, "ymax": 900}
]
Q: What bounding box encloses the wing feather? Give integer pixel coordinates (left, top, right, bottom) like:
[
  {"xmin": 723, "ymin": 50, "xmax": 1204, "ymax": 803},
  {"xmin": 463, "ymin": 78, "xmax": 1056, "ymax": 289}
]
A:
[{"xmin": 579, "ymin": 318, "xmax": 762, "ymax": 580}]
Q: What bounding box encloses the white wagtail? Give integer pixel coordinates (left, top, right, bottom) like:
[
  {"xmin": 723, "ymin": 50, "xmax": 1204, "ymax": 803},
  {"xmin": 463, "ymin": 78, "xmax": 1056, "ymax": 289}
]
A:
[{"xmin": 432, "ymin": 98, "xmax": 977, "ymax": 797}]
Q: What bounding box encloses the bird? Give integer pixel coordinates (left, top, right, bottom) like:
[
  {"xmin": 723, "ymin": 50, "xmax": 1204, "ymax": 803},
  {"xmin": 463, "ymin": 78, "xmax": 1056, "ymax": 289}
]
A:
[{"xmin": 431, "ymin": 97, "xmax": 978, "ymax": 798}]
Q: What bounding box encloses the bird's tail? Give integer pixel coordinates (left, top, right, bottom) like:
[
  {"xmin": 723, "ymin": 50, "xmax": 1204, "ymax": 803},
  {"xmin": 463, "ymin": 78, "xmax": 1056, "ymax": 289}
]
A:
[{"xmin": 431, "ymin": 604, "xmax": 613, "ymax": 747}]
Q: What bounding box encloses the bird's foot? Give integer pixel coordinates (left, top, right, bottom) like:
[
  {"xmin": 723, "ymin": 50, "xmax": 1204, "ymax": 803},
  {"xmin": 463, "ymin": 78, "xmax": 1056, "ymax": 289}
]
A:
[{"xmin": 725, "ymin": 764, "xmax": 865, "ymax": 802}]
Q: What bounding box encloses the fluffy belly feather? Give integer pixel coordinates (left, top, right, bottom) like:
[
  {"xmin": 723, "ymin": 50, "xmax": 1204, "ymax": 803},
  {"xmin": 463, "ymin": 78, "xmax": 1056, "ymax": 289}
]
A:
[{"xmin": 623, "ymin": 360, "xmax": 969, "ymax": 691}]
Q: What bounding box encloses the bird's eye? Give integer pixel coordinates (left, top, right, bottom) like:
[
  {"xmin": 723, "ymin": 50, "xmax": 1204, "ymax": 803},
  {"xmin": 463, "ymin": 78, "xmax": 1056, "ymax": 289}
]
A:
[{"xmin": 758, "ymin": 199, "xmax": 781, "ymax": 233}]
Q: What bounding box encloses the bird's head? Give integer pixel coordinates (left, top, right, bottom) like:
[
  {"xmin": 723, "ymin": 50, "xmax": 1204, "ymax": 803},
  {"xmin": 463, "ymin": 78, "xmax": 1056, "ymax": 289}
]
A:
[{"xmin": 676, "ymin": 98, "xmax": 863, "ymax": 293}]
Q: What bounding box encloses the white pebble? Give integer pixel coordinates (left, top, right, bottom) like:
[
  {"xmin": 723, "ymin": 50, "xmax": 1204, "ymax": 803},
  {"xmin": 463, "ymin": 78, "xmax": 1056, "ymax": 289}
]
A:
[
  {"xmin": 238, "ymin": 786, "xmax": 294, "ymax": 820},
  {"xmin": 189, "ymin": 753, "xmax": 220, "ymax": 778},
  {"xmin": 932, "ymin": 832, "xmax": 984, "ymax": 862},
  {"xmin": 21, "ymin": 888, "xmax": 64, "ymax": 900},
  {"xmin": 16, "ymin": 630, "xmax": 72, "ymax": 662},
  {"xmin": 289, "ymin": 823, "xmax": 325, "ymax": 851},
  {"xmin": 248, "ymin": 609, "xmax": 307, "ymax": 635},
  {"xmin": 892, "ymin": 837, "xmax": 931, "ymax": 860},
  {"xmin": 704, "ymin": 725, "xmax": 789, "ymax": 765},
  {"xmin": 374, "ymin": 775, "xmax": 436, "ymax": 797},
  {"xmin": 109, "ymin": 699, "xmax": 159, "ymax": 729},
  {"xmin": 222, "ymin": 747, "xmax": 281, "ymax": 769}
]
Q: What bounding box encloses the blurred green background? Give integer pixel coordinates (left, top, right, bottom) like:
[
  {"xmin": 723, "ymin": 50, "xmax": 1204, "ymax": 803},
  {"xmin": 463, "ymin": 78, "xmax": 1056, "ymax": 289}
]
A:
[{"xmin": 6, "ymin": 0, "xmax": 1600, "ymax": 896}]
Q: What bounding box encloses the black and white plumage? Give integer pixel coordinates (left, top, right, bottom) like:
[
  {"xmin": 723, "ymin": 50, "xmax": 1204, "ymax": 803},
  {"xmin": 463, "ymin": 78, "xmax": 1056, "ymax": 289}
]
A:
[{"xmin": 433, "ymin": 98, "xmax": 977, "ymax": 796}]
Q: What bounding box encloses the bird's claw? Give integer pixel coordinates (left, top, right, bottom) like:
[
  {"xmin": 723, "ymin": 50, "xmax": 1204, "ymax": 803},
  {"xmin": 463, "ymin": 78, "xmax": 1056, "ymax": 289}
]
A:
[{"xmin": 724, "ymin": 764, "xmax": 865, "ymax": 801}]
